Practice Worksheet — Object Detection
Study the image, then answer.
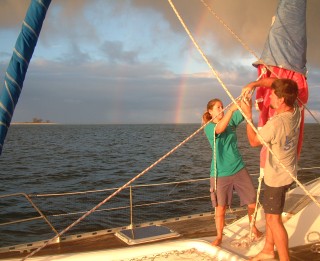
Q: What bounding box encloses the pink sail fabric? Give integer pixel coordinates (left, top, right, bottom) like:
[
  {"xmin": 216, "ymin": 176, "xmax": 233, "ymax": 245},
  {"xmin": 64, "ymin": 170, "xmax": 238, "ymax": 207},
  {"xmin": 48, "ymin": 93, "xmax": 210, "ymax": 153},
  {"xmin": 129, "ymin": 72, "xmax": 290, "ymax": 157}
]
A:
[
  {"xmin": 253, "ymin": 0, "xmax": 308, "ymax": 167},
  {"xmin": 255, "ymin": 65, "xmax": 308, "ymax": 167}
]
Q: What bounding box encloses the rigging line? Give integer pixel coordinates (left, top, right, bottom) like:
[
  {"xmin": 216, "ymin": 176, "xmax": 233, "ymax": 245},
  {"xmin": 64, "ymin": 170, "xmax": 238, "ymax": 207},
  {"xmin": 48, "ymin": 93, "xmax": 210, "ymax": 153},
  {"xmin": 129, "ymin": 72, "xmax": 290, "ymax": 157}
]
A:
[
  {"xmin": 31, "ymin": 187, "xmax": 120, "ymax": 197},
  {"xmin": 167, "ymin": 0, "xmax": 247, "ymax": 123},
  {"xmin": 246, "ymin": 112, "xmax": 320, "ymax": 209},
  {"xmin": 32, "ymin": 177, "xmax": 211, "ymax": 198},
  {"xmin": 299, "ymin": 166, "xmax": 320, "ymax": 171},
  {"xmin": 246, "ymin": 69, "xmax": 265, "ymax": 240},
  {"xmin": 51, "ymin": 195, "xmax": 210, "ymax": 218},
  {"xmin": 168, "ymin": 98, "xmax": 238, "ymax": 196},
  {"xmin": 24, "ymin": 89, "xmax": 241, "ymax": 259},
  {"xmin": 23, "ymin": 95, "xmax": 242, "ymax": 260},
  {"xmin": 298, "ymin": 97, "xmax": 320, "ymax": 124},
  {"xmin": 51, "ymin": 205, "xmax": 131, "ymax": 218},
  {"xmin": 199, "ymin": 0, "xmax": 259, "ymax": 61},
  {"xmin": 171, "ymin": 0, "xmax": 315, "ymax": 240},
  {"xmin": 200, "ymin": 0, "xmax": 319, "ymax": 125},
  {"xmin": 23, "ymin": 4, "xmax": 317, "ymax": 259},
  {"xmin": 167, "ymin": 0, "xmax": 320, "ymax": 210},
  {"xmin": 168, "ymin": 0, "xmax": 269, "ymax": 134},
  {"xmin": 199, "ymin": 0, "xmax": 280, "ymax": 78},
  {"xmin": 24, "ymin": 127, "xmax": 207, "ymax": 260},
  {"xmin": 169, "ymin": 0, "xmax": 266, "ymax": 222}
]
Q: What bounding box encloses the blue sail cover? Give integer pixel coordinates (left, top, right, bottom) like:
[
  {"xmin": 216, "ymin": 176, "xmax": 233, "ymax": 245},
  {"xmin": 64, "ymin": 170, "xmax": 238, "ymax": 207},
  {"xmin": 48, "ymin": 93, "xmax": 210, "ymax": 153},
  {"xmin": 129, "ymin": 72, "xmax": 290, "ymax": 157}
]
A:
[
  {"xmin": 254, "ymin": 0, "xmax": 307, "ymax": 74},
  {"xmin": 0, "ymin": 0, "xmax": 51, "ymax": 155}
]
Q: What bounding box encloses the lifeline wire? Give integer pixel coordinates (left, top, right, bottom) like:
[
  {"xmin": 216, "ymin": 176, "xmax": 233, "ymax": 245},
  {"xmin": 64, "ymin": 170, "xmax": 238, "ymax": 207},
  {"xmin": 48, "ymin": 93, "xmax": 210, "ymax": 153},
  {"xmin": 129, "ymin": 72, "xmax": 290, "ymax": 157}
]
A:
[
  {"xmin": 22, "ymin": 95, "xmax": 241, "ymax": 260},
  {"xmin": 23, "ymin": 2, "xmax": 319, "ymax": 259}
]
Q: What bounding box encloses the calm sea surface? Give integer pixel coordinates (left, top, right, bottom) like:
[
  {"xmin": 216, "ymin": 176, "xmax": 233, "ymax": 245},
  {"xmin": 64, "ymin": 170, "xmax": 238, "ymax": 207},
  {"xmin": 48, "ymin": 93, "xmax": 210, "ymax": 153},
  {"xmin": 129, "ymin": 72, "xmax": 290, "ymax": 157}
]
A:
[{"xmin": 0, "ymin": 123, "xmax": 319, "ymax": 247}]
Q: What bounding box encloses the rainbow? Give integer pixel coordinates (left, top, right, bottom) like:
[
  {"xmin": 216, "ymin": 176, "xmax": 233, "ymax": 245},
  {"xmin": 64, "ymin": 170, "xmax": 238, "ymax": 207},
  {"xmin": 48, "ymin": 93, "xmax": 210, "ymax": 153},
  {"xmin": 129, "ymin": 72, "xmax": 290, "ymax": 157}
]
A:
[{"xmin": 174, "ymin": 7, "xmax": 211, "ymax": 124}]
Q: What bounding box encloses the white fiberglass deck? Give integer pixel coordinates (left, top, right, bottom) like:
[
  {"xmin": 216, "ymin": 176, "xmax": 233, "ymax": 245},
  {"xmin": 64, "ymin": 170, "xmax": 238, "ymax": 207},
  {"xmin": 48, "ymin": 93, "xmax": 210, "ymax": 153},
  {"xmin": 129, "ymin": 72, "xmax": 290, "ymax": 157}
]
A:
[{"xmin": 5, "ymin": 240, "xmax": 245, "ymax": 261}]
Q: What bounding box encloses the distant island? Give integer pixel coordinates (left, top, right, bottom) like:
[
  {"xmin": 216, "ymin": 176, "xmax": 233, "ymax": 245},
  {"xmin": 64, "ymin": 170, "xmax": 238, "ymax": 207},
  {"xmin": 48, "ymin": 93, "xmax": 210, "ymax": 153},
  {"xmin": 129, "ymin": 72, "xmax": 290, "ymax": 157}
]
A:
[{"xmin": 12, "ymin": 117, "xmax": 57, "ymax": 125}]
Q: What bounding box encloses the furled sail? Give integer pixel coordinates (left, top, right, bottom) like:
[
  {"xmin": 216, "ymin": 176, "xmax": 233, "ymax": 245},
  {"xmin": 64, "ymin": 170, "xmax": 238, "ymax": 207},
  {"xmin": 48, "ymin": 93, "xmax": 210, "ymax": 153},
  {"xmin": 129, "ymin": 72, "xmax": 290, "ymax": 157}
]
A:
[
  {"xmin": 0, "ymin": 0, "xmax": 51, "ymax": 155},
  {"xmin": 253, "ymin": 0, "xmax": 308, "ymax": 166},
  {"xmin": 254, "ymin": 0, "xmax": 307, "ymax": 74}
]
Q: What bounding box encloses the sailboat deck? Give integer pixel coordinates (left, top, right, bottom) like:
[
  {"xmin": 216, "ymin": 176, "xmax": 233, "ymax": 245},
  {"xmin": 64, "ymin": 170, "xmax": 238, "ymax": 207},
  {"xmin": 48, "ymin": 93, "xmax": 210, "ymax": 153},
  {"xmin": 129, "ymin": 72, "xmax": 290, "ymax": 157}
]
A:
[
  {"xmin": 0, "ymin": 212, "xmax": 219, "ymax": 259},
  {"xmin": 0, "ymin": 210, "xmax": 319, "ymax": 260}
]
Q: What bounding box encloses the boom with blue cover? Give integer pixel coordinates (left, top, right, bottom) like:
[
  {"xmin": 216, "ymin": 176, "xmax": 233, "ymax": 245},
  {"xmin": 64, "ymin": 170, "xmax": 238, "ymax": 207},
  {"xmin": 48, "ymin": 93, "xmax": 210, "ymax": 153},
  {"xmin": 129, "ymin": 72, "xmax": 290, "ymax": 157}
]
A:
[{"xmin": 0, "ymin": 0, "xmax": 51, "ymax": 155}]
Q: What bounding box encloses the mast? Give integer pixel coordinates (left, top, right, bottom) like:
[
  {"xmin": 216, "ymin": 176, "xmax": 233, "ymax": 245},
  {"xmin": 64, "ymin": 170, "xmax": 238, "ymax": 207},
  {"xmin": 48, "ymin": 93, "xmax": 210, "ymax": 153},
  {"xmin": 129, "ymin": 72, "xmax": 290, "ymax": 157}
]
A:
[{"xmin": 0, "ymin": 0, "xmax": 52, "ymax": 155}]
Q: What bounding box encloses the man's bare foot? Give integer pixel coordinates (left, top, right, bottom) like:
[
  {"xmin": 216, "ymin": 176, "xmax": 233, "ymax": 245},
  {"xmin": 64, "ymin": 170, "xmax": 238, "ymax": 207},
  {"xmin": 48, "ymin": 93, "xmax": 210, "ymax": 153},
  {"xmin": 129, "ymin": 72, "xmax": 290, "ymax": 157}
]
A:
[
  {"xmin": 211, "ymin": 237, "xmax": 222, "ymax": 246},
  {"xmin": 249, "ymin": 251, "xmax": 275, "ymax": 260}
]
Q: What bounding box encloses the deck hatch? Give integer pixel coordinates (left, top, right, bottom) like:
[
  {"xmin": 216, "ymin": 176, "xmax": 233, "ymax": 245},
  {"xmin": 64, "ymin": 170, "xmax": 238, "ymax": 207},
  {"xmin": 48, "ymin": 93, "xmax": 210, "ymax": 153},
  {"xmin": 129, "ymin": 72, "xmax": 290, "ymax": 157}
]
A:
[{"xmin": 115, "ymin": 225, "xmax": 180, "ymax": 245}]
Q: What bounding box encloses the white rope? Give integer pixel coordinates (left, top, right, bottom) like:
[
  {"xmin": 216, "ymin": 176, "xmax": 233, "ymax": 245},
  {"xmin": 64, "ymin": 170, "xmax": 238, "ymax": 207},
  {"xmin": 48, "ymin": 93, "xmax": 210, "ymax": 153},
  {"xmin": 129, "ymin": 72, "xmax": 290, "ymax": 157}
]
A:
[
  {"xmin": 23, "ymin": 98, "xmax": 238, "ymax": 260},
  {"xmin": 213, "ymin": 123, "xmax": 218, "ymax": 196},
  {"xmin": 23, "ymin": 91, "xmax": 242, "ymax": 260},
  {"xmin": 168, "ymin": 0, "xmax": 320, "ymax": 211},
  {"xmin": 247, "ymin": 72, "xmax": 265, "ymax": 241},
  {"xmin": 247, "ymin": 97, "xmax": 320, "ymax": 209},
  {"xmin": 199, "ymin": 0, "xmax": 319, "ymax": 125},
  {"xmin": 22, "ymin": 2, "xmax": 319, "ymax": 259},
  {"xmin": 298, "ymin": 97, "xmax": 320, "ymax": 124}
]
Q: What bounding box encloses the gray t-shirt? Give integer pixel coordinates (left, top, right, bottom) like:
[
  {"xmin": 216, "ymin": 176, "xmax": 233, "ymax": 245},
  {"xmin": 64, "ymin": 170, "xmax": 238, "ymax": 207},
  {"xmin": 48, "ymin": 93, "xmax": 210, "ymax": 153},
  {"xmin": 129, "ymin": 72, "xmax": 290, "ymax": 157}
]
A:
[{"xmin": 259, "ymin": 103, "xmax": 301, "ymax": 187}]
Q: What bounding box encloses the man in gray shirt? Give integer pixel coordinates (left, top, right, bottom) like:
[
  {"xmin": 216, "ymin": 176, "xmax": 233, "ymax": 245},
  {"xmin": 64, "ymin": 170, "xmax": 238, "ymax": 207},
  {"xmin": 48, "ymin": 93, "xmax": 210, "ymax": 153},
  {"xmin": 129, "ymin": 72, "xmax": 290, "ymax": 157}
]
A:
[{"xmin": 241, "ymin": 78, "xmax": 300, "ymax": 261}]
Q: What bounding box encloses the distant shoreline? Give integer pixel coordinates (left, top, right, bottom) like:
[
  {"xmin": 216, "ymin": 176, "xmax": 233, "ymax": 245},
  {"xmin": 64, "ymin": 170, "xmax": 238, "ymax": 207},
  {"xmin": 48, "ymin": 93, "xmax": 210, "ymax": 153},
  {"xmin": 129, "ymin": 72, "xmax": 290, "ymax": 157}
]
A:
[{"xmin": 11, "ymin": 122, "xmax": 58, "ymax": 125}]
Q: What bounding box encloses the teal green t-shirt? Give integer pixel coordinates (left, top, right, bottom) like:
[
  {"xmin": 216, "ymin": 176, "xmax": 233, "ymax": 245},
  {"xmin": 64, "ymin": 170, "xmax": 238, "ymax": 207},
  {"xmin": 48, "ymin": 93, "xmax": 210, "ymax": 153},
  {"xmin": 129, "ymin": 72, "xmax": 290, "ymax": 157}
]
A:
[{"xmin": 204, "ymin": 110, "xmax": 245, "ymax": 177}]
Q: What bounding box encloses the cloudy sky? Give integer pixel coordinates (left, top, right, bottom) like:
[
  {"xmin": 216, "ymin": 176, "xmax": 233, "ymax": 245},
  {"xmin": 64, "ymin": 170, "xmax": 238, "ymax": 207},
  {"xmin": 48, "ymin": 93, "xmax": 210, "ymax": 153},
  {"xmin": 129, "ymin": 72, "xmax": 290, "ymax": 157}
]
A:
[{"xmin": 0, "ymin": 0, "xmax": 319, "ymax": 124}]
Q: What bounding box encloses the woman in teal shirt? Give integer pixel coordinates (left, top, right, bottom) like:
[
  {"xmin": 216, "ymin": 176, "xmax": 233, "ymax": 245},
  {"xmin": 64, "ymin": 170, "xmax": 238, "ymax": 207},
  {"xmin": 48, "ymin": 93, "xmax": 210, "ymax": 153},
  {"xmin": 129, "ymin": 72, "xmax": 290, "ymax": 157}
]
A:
[{"xmin": 202, "ymin": 98, "xmax": 262, "ymax": 246}]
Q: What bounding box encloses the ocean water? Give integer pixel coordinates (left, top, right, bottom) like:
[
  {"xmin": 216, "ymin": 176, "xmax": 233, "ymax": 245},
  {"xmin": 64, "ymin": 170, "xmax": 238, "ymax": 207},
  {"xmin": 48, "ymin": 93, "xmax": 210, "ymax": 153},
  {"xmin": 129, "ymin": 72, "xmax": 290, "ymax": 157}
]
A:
[{"xmin": 0, "ymin": 123, "xmax": 319, "ymax": 247}]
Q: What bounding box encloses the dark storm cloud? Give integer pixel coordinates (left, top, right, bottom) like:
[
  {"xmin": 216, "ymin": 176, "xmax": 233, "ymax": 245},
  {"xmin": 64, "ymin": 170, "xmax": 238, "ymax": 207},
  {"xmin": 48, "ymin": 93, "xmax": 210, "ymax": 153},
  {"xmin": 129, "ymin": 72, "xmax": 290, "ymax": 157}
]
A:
[{"xmin": 130, "ymin": 0, "xmax": 320, "ymax": 67}]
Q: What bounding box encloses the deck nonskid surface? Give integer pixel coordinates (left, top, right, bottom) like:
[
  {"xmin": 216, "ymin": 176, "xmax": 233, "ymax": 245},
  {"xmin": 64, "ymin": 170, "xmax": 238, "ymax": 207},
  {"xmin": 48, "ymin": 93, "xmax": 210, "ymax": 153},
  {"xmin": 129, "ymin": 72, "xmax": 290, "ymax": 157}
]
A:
[{"xmin": 0, "ymin": 211, "xmax": 318, "ymax": 260}]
